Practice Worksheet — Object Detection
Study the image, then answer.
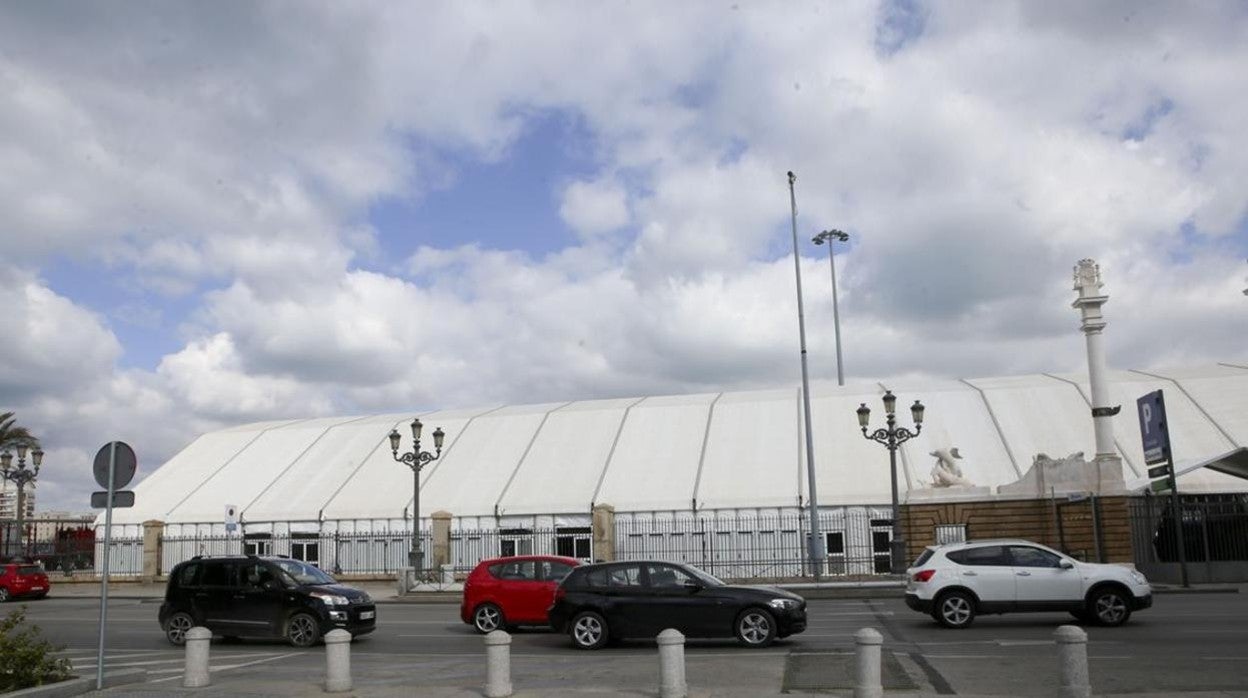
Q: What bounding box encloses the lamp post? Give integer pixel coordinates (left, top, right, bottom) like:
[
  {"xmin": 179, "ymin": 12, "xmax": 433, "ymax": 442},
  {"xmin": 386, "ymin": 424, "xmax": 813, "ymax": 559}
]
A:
[
  {"xmin": 787, "ymin": 171, "xmax": 825, "ymax": 578},
  {"xmin": 1, "ymin": 445, "xmax": 44, "ymax": 559},
  {"xmin": 389, "ymin": 419, "xmax": 444, "ymax": 570},
  {"xmin": 812, "ymin": 229, "xmax": 849, "ymax": 386},
  {"xmin": 857, "ymin": 392, "xmax": 924, "ymax": 574}
]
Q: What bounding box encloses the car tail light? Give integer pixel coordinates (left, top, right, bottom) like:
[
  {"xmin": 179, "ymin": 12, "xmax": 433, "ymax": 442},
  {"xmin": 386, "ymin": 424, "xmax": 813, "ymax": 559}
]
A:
[{"xmin": 912, "ymin": 569, "xmax": 936, "ymax": 583}]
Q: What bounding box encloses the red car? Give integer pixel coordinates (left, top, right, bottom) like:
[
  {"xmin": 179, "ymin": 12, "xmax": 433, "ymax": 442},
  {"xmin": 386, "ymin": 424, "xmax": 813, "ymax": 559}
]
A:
[
  {"xmin": 0, "ymin": 562, "xmax": 50, "ymax": 602},
  {"xmin": 461, "ymin": 555, "xmax": 581, "ymax": 633}
]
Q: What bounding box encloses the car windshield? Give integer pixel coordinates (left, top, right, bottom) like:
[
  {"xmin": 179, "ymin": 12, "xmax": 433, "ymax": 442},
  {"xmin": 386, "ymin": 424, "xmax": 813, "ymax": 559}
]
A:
[
  {"xmin": 681, "ymin": 564, "xmax": 725, "ymax": 587},
  {"xmin": 271, "ymin": 559, "xmax": 335, "ymax": 585},
  {"xmin": 18, "ymin": 565, "xmax": 43, "ymax": 576}
]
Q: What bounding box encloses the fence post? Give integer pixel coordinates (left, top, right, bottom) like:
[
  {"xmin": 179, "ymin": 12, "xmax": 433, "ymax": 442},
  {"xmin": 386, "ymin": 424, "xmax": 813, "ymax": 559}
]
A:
[
  {"xmin": 853, "ymin": 627, "xmax": 883, "ymax": 698},
  {"xmin": 592, "ymin": 503, "xmax": 616, "ymax": 562},
  {"xmin": 657, "ymin": 628, "xmax": 687, "ymax": 698},
  {"xmin": 183, "ymin": 627, "xmax": 212, "ymax": 688},
  {"xmin": 323, "ymin": 629, "xmax": 352, "ymax": 692},
  {"xmin": 142, "ymin": 520, "xmax": 163, "ymax": 582},
  {"xmin": 1055, "ymin": 625, "xmax": 1091, "ymax": 698},
  {"xmin": 484, "ymin": 630, "xmax": 512, "ymax": 698}
]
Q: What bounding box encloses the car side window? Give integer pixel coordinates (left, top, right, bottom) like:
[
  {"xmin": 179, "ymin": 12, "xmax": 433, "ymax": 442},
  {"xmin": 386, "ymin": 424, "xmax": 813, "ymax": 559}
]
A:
[
  {"xmin": 644, "ymin": 563, "xmax": 694, "ymax": 588},
  {"xmin": 607, "ymin": 565, "xmax": 643, "ymax": 588},
  {"xmin": 947, "ymin": 545, "xmax": 1008, "ymax": 566},
  {"xmin": 199, "ymin": 562, "xmax": 236, "ymax": 587},
  {"xmin": 494, "ymin": 561, "xmax": 537, "ymax": 581},
  {"xmin": 177, "ymin": 563, "xmax": 200, "ymax": 587},
  {"xmin": 240, "ymin": 562, "xmax": 276, "ymax": 588},
  {"xmin": 1010, "ymin": 546, "xmax": 1062, "ymax": 568},
  {"xmin": 584, "ymin": 568, "xmax": 609, "ymax": 588},
  {"xmin": 543, "ymin": 562, "xmax": 574, "ymax": 583}
]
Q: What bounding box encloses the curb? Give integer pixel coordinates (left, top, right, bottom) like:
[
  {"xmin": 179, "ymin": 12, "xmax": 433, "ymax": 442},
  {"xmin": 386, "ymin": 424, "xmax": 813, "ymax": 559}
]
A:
[{"xmin": 7, "ymin": 669, "xmax": 147, "ymax": 697}]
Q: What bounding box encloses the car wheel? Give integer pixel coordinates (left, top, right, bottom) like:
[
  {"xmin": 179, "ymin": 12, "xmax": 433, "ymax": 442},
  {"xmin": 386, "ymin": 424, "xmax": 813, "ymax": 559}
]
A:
[
  {"xmin": 569, "ymin": 611, "xmax": 608, "ymax": 650},
  {"xmin": 735, "ymin": 608, "xmax": 777, "ymax": 647},
  {"xmin": 164, "ymin": 612, "xmax": 194, "ymax": 646},
  {"xmin": 286, "ymin": 613, "xmax": 322, "ymax": 648},
  {"xmin": 934, "ymin": 591, "xmax": 976, "ymax": 629},
  {"xmin": 1088, "ymin": 587, "xmax": 1132, "ymax": 627},
  {"xmin": 473, "ymin": 603, "xmax": 505, "ymax": 634}
]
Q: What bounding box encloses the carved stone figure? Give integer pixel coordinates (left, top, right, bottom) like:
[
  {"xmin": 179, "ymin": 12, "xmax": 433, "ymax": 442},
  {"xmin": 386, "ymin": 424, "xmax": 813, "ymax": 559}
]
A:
[{"xmin": 929, "ymin": 447, "xmax": 973, "ymax": 487}]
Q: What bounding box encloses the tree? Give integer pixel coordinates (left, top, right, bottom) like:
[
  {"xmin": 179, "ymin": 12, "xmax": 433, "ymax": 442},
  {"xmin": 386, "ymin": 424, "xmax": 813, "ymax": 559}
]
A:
[{"xmin": 0, "ymin": 412, "xmax": 40, "ymax": 452}]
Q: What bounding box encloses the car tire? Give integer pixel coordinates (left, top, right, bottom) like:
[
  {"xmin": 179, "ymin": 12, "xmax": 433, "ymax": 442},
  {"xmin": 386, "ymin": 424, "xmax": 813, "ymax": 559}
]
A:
[
  {"xmin": 569, "ymin": 611, "xmax": 609, "ymax": 650},
  {"xmin": 164, "ymin": 611, "xmax": 195, "ymax": 646},
  {"xmin": 1087, "ymin": 587, "xmax": 1132, "ymax": 627},
  {"xmin": 735, "ymin": 608, "xmax": 777, "ymax": 647},
  {"xmin": 472, "ymin": 603, "xmax": 505, "ymax": 634},
  {"xmin": 286, "ymin": 612, "xmax": 322, "ymax": 648},
  {"xmin": 934, "ymin": 591, "xmax": 976, "ymax": 629}
]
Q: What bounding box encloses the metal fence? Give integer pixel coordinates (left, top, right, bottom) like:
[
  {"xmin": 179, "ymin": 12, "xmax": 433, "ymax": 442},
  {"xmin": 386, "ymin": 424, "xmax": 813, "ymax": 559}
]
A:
[
  {"xmin": 1, "ymin": 518, "xmax": 143, "ymax": 577},
  {"xmin": 1129, "ymin": 493, "xmax": 1248, "ymax": 584},
  {"xmin": 159, "ymin": 530, "xmax": 434, "ymax": 576},
  {"xmin": 615, "ymin": 507, "xmax": 895, "ymax": 581}
]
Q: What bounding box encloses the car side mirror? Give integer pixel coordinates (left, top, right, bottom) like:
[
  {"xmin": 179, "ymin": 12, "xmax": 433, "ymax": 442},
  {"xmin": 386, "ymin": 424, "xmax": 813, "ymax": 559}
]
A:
[{"xmin": 1059, "ymin": 560, "xmax": 1074, "ymax": 570}]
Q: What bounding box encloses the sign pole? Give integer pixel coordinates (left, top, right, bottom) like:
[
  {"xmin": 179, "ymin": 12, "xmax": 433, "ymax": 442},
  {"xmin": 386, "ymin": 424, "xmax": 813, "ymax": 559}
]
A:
[
  {"xmin": 1168, "ymin": 460, "xmax": 1189, "ymax": 588},
  {"xmin": 96, "ymin": 442, "xmax": 116, "ymax": 690}
]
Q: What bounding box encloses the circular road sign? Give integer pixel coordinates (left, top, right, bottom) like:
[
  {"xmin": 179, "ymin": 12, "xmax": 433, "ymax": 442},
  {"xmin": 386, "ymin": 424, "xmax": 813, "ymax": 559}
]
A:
[{"xmin": 93, "ymin": 441, "xmax": 137, "ymax": 490}]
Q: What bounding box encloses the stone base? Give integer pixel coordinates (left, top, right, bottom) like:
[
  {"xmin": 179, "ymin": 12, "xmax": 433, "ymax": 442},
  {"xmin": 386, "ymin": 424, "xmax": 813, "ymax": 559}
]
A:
[{"xmin": 905, "ymin": 486, "xmax": 994, "ymax": 503}]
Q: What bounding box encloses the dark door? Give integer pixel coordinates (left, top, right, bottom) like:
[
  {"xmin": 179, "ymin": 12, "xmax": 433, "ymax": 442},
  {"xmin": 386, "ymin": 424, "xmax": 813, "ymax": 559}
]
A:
[
  {"xmin": 228, "ymin": 561, "xmax": 286, "ymax": 636},
  {"xmin": 600, "ymin": 563, "xmax": 649, "ymax": 638},
  {"xmin": 193, "ymin": 561, "xmax": 239, "ymax": 631},
  {"xmin": 641, "ymin": 563, "xmax": 729, "ymax": 637}
]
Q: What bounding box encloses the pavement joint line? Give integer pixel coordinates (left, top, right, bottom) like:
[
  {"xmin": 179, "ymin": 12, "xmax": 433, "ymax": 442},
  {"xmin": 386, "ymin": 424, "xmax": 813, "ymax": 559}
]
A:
[{"xmin": 147, "ymin": 652, "xmax": 302, "ymax": 684}]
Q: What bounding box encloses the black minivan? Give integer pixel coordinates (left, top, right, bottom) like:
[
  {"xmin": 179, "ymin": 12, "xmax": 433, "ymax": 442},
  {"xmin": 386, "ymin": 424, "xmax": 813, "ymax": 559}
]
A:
[{"xmin": 159, "ymin": 555, "xmax": 376, "ymax": 647}]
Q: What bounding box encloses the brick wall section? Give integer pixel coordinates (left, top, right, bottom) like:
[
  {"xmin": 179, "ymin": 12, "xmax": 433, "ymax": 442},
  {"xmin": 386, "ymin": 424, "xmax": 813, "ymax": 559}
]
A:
[{"xmin": 904, "ymin": 496, "xmax": 1134, "ymax": 564}]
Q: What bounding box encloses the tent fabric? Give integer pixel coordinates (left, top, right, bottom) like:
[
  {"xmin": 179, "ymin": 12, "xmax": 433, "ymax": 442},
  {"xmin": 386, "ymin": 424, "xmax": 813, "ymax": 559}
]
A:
[{"xmin": 110, "ymin": 364, "xmax": 1248, "ymax": 526}]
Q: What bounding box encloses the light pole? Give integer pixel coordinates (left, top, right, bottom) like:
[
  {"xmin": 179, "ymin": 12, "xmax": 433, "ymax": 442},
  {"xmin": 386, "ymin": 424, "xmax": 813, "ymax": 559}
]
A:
[
  {"xmin": 1, "ymin": 445, "xmax": 44, "ymax": 559},
  {"xmin": 389, "ymin": 419, "xmax": 444, "ymax": 570},
  {"xmin": 857, "ymin": 392, "xmax": 924, "ymax": 574},
  {"xmin": 812, "ymin": 229, "xmax": 849, "ymax": 386},
  {"xmin": 787, "ymin": 171, "xmax": 825, "ymax": 578}
]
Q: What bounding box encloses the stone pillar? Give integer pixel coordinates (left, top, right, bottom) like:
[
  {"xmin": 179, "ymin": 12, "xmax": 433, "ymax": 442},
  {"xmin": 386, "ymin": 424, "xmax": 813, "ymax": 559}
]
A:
[
  {"xmin": 183, "ymin": 627, "xmax": 212, "ymax": 688},
  {"xmin": 592, "ymin": 504, "xmax": 616, "ymax": 562},
  {"xmin": 1055, "ymin": 625, "xmax": 1091, "ymax": 698},
  {"xmin": 1072, "ymin": 259, "xmax": 1125, "ymax": 494},
  {"xmin": 657, "ymin": 629, "xmax": 687, "ymax": 698},
  {"xmin": 853, "ymin": 627, "xmax": 883, "ymax": 698},
  {"xmin": 431, "ymin": 511, "xmax": 452, "ymax": 569},
  {"xmin": 141, "ymin": 520, "xmax": 163, "ymax": 583},
  {"xmin": 484, "ymin": 630, "xmax": 513, "ymax": 698},
  {"xmin": 324, "ymin": 629, "xmax": 352, "ymax": 692}
]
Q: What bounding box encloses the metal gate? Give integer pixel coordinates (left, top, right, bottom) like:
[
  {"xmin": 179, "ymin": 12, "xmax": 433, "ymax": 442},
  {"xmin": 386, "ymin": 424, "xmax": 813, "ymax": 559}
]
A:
[{"xmin": 1129, "ymin": 494, "xmax": 1248, "ymax": 584}]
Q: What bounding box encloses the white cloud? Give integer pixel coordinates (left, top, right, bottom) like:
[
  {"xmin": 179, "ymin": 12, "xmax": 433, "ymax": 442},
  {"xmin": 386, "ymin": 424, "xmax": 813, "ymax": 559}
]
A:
[{"xmin": 559, "ymin": 178, "xmax": 630, "ymax": 239}]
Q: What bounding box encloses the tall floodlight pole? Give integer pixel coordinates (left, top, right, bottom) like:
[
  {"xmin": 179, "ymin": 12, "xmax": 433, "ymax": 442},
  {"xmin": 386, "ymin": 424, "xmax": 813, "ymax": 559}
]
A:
[
  {"xmin": 813, "ymin": 229, "xmax": 850, "ymax": 386},
  {"xmin": 787, "ymin": 171, "xmax": 824, "ymax": 579}
]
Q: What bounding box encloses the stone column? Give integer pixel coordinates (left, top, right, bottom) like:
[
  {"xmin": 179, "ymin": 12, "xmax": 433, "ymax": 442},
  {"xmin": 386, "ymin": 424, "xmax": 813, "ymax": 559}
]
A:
[
  {"xmin": 1072, "ymin": 259, "xmax": 1124, "ymax": 494},
  {"xmin": 324, "ymin": 629, "xmax": 352, "ymax": 692},
  {"xmin": 853, "ymin": 627, "xmax": 883, "ymax": 698},
  {"xmin": 1055, "ymin": 625, "xmax": 1091, "ymax": 698},
  {"xmin": 431, "ymin": 510, "xmax": 452, "ymax": 569},
  {"xmin": 183, "ymin": 627, "xmax": 212, "ymax": 688},
  {"xmin": 484, "ymin": 630, "xmax": 513, "ymax": 698},
  {"xmin": 142, "ymin": 520, "xmax": 164, "ymax": 583},
  {"xmin": 592, "ymin": 504, "xmax": 615, "ymax": 562},
  {"xmin": 657, "ymin": 629, "xmax": 687, "ymax": 698}
]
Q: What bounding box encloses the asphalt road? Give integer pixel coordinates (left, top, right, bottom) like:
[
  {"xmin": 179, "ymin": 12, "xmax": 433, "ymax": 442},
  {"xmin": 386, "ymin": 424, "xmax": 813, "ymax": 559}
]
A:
[{"xmin": 12, "ymin": 593, "xmax": 1248, "ymax": 695}]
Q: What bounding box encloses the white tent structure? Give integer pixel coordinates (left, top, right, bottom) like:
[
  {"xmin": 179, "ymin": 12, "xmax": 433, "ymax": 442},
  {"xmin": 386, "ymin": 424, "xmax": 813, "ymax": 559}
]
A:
[{"xmin": 111, "ymin": 364, "xmax": 1248, "ymax": 537}]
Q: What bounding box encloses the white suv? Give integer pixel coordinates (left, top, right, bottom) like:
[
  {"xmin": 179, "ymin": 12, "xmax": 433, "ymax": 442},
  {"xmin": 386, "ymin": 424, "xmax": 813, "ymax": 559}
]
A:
[{"xmin": 904, "ymin": 539, "xmax": 1152, "ymax": 629}]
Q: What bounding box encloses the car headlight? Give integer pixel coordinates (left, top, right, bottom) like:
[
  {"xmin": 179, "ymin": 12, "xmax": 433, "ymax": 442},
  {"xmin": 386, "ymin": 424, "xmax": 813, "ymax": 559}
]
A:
[
  {"xmin": 311, "ymin": 592, "xmax": 350, "ymax": 606},
  {"xmin": 1130, "ymin": 571, "xmax": 1148, "ymax": 585},
  {"xmin": 768, "ymin": 598, "xmax": 799, "ymax": 610}
]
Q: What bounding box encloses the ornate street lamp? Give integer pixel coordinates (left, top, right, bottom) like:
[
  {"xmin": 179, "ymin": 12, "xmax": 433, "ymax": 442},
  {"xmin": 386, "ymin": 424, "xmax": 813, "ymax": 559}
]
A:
[
  {"xmin": 389, "ymin": 419, "xmax": 444, "ymax": 570},
  {"xmin": 1, "ymin": 445, "xmax": 44, "ymax": 558},
  {"xmin": 812, "ymin": 229, "xmax": 850, "ymax": 386},
  {"xmin": 857, "ymin": 392, "xmax": 924, "ymax": 574}
]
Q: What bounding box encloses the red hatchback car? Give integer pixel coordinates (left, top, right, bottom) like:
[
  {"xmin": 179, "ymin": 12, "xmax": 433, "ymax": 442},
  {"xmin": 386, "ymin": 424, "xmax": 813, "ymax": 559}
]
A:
[
  {"xmin": 461, "ymin": 555, "xmax": 581, "ymax": 633},
  {"xmin": 0, "ymin": 562, "xmax": 50, "ymax": 602}
]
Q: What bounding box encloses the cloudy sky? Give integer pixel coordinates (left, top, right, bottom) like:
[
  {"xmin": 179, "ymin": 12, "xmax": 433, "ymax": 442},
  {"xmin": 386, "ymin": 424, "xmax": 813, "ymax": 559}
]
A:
[{"xmin": 2, "ymin": 1, "xmax": 1246, "ymax": 512}]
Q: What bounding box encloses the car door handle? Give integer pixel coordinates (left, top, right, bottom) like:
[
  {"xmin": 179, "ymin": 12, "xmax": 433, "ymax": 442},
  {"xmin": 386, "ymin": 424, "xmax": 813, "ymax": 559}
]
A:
[
  {"xmin": 962, "ymin": 571, "xmax": 977, "ymax": 576},
  {"xmin": 1017, "ymin": 571, "xmax": 1031, "ymax": 577}
]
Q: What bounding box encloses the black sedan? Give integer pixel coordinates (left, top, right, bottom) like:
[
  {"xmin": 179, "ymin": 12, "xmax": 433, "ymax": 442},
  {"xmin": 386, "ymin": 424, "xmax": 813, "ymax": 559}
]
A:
[{"xmin": 547, "ymin": 560, "xmax": 806, "ymax": 649}]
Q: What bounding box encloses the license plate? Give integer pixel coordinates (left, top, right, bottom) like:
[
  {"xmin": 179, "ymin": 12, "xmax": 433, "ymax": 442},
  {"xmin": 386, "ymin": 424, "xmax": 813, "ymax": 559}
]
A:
[{"xmin": 359, "ymin": 611, "xmax": 375, "ymax": 620}]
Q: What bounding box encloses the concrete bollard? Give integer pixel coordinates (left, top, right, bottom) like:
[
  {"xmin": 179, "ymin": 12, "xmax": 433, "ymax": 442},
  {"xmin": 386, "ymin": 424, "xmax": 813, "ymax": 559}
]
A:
[
  {"xmin": 397, "ymin": 567, "xmax": 413, "ymax": 595},
  {"xmin": 183, "ymin": 626, "xmax": 212, "ymax": 688},
  {"xmin": 657, "ymin": 629, "xmax": 687, "ymax": 698},
  {"xmin": 324, "ymin": 629, "xmax": 353, "ymax": 693},
  {"xmin": 441, "ymin": 563, "xmax": 455, "ymax": 585},
  {"xmin": 853, "ymin": 627, "xmax": 884, "ymax": 698},
  {"xmin": 1055, "ymin": 625, "xmax": 1091, "ymax": 698},
  {"xmin": 484, "ymin": 630, "xmax": 513, "ymax": 698}
]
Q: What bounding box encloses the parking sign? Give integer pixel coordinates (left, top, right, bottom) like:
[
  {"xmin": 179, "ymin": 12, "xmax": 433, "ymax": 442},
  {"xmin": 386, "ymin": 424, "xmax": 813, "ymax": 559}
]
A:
[{"xmin": 1137, "ymin": 390, "xmax": 1170, "ymax": 465}]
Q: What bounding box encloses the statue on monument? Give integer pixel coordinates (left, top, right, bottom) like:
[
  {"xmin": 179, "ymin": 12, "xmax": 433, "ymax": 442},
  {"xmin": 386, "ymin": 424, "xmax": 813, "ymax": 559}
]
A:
[{"xmin": 929, "ymin": 447, "xmax": 973, "ymax": 487}]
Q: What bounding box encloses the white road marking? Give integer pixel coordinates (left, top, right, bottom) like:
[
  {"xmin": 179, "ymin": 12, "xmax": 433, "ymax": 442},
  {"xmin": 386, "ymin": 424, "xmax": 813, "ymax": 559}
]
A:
[{"xmin": 148, "ymin": 653, "xmax": 302, "ymax": 683}]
